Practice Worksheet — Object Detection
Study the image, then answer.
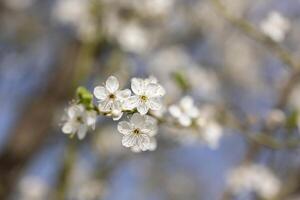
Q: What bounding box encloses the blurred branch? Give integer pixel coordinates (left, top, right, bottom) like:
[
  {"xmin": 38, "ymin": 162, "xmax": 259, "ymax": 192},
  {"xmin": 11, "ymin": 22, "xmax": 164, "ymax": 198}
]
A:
[
  {"xmin": 54, "ymin": 2, "xmax": 107, "ymax": 198},
  {"xmin": 211, "ymin": 0, "xmax": 300, "ymax": 109},
  {"xmin": 55, "ymin": 140, "xmax": 78, "ymax": 200},
  {"xmin": 210, "ymin": 0, "xmax": 299, "ymax": 70},
  {"xmin": 0, "ymin": 42, "xmax": 81, "ymax": 199}
]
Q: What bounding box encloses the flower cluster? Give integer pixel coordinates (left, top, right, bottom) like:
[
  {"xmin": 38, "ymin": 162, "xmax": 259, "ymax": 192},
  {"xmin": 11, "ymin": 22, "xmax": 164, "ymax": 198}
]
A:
[
  {"xmin": 62, "ymin": 76, "xmax": 165, "ymax": 152},
  {"xmin": 227, "ymin": 164, "xmax": 281, "ymax": 199},
  {"xmin": 61, "ymin": 76, "xmax": 223, "ymax": 152},
  {"xmin": 168, "ymin": 96, "xmax": 223, "ymax": 149}
]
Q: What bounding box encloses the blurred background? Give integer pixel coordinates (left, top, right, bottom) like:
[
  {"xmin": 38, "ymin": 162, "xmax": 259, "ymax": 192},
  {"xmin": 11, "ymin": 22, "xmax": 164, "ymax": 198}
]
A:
[{"xmin": 1, "ymin": 0, "xmax": 300, "ymax": 199}]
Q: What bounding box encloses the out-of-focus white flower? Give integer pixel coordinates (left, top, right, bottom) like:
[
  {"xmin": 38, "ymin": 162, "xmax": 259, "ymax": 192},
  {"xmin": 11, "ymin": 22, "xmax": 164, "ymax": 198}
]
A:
[
  {"xmin": 260, "ymin": 11, "xmax": 290, "ymax": 42},
  {"xmin": 117, "ymin": 23, "xmax": 149, "ymax": 54},
  {"xmin": 169, "ymin": 96, "xmax": 199, "ymax": 127},
  {"xmin": 52, "ymin": 0, "xmax": 96, "ymax": 41},
  {"xmin": 199, "ymin": 121, "xmax": 222, "ymax": 149},
  {"xmin": 117, "ymin": 113, "xmax": 158, "ymax": 152},
  {"xmin": 18, "ymin": 177, "xmax": 49, "ymax": 200},
  {"xmin": 94, "ymin": 76, "xmax": 131, "ymax": 120},
  {"xmin": 196, "ymin": 105, "xmax": 223, "ymax": 149},
  {"xmin": 123, "ymin": 77, "xmax": 165, "ymax": 115},
  {"xmin": 227, "ymin": 164, "xmax": 281, "ymax": 199},
  {"xmin": 62, "ymin": 104, "xmax": 97, "ymax": 140}
]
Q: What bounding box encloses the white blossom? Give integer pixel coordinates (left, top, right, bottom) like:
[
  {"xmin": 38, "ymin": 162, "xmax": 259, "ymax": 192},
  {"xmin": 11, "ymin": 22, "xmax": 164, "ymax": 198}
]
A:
[
  {"xmin": 62, "ymin": 104, "xmax": 97, "ymax": 140},
  {"xmin": 117, "ymin": 23, "xmax": 149, "ymax": 54},
  {"xmin": 227, "ymin": 164, "xmax": 281, "ymax": 199},
  {"xmin": 169, "ymin": 96, "xmax": 199, "ymax": 127},
  {"xmin": 123, "ymin": 77, "xmax": 165, "ymax": 115},
  {"xmin": 117, "ymin": 113, "xmax": 158, "ymax": 152},
  {"xmin": 199, "ymin": 121, "xmax": 222, "ymax": 149},
  {"xmin": 196, "ymin": 105, "xmax": 223, "ymax": 149},
  {"xmin": 52, "ymin": 0, "xmax": 96, "ymax": 41},
  {"xmin": 94, "ymin": 76, "xmax": 131, "ymax": 120},
  {"xmin": 260, "ymin": 11, "xmax": 290, "ymax": 42}
]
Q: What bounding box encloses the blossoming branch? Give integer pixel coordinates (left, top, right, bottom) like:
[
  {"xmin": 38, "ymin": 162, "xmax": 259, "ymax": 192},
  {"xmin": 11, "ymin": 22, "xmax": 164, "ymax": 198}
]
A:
[{"xmin": 61, "ymin": 75, "xmax": 223, "ymax": 152}]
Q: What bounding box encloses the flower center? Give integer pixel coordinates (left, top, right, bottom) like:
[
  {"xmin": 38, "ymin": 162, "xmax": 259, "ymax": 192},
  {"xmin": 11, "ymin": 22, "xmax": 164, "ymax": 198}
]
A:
[
  {"xmin": 133, "ymin": 128, "xmax": 141, "ymax": 135},
  {"xmin": 140, "ymin": 95, "xmax": 148, "ymax": 102},
  {"xmin": 76, "ymin": 116, "xmax": 84, "ymax": 123},
  {"xmin": 109, "ymin": 94, "xmax": 116, "ymax": 100}
]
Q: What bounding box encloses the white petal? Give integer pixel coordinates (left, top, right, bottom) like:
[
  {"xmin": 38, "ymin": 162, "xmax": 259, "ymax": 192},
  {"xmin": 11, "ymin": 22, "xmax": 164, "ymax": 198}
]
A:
[
  {"xmin": 118, "ymin": 121, "xmax": 133, "ymax": 135},
  {"xmin": 186, "ymin": 107, "xmax": 199, "ymax": 118},
  {"xmin": 169, "ymin": 105, "xmax": 182, "ymax": 118},
  {"xmin": 146, "ymin": 97, "xmax": 162, "ymax": 111},
  {"xmin": 202, "ymin": 122, "xmax": 222, "ymax": 149},
  {"xmin": 142, "ymin": 122, "xmax": 157, "ymax": 136},
  {"xmin": 94, "ymin": 86, "xmax": 108, "ymax": 100},
  {"xmin": 145, "ymin": 83, "xmax": 160, "ymax": 97},
  {"xmin": 86, "ymin": 111, "xmax": 97, "ymax": 126},
  {"xmin": 131, "ymin": 78, "xmax": 145, "ymax": 95},
  {"xmin": 116, "ymin": 89, "xmax": 131, "ymax": 100},
  {"xmin": 148, "ymin": 137, "xmax": 157, "ymax": 151},
  {"xmin": 112, "ymin": 101, "xmax": 122, "ymax": 111},
  {"xmin": 122, "ymin": 135, "xmax": 137, "ymax": 147},
  {"xmin": 180, "ymin": 96, "xmax": 194, "ymax": 110},
  {"xmin": 145, "ymin": 115, "xmax": 157, "ymax": 124},
  {"xmin": 131, "ymin": 145, "xmax": 142, "ymax": 153},
  {"xmin": 137, "ymin": 134, "xmax": 150, "ymax": 151},
  {"xmin": 142, "ymin": 115, "xmax": 157, "ymax": 136},
  {"xmin": 179, "ymin": 115, "xmax": 192, "ymax": 127},
  {"xmin": 122, "ymin": 96, "xmax": 139, "ymax": 110},
  {"xmin": 98, "ymin": 100, "xmax": 113, "ymax": 112},
  {"xmin": 68, "ymin": 105, "xmax": 82, "ymax": 118},
  {"xmin": 157, "ymin": 85, "xmax": 166, "ymax": 96},
  {"xmin": 112, "ymin": 111, "xmax": 123, "ymax": 121},
  {"xmin": 77, "ymin": 125, "xmax": 88, "ymax": 140},
  {"xmin": 130, "ymin": 113, "xmax": 145, "ymax": 127},
  {"xmin": 137, "ymin": 103, "xmax": 149, "ymax": 115},
  {"xmin": 145, "ymin": 76, "xmax": 158, "ymax": 84},
  {"xmin": 106, "ymin": 76, "xmax": 119, "ymax": 93},
  {"xmin": 62, "ymin": 122, "xmax": 74, "ymax": 134}
]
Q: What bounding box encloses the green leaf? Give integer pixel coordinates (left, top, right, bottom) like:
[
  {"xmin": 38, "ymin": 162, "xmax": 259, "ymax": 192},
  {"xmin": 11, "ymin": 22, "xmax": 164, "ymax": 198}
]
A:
[
  {"xmin": 285, "ymin": 110, "xmax": 298, "ymax": 131},
  {"xmin": 76, "ymin": 86, "xmax": 93, "ymax": 108},
  {"xmin": 171, "ymin": 71, "xmax": 190, "ymax": 92}
]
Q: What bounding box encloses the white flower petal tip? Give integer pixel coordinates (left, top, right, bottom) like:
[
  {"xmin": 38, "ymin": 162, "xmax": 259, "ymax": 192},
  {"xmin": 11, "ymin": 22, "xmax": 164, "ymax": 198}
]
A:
[{"xmin": 106, "ymin": 76, "xmax": 119, "ymax": 93}]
